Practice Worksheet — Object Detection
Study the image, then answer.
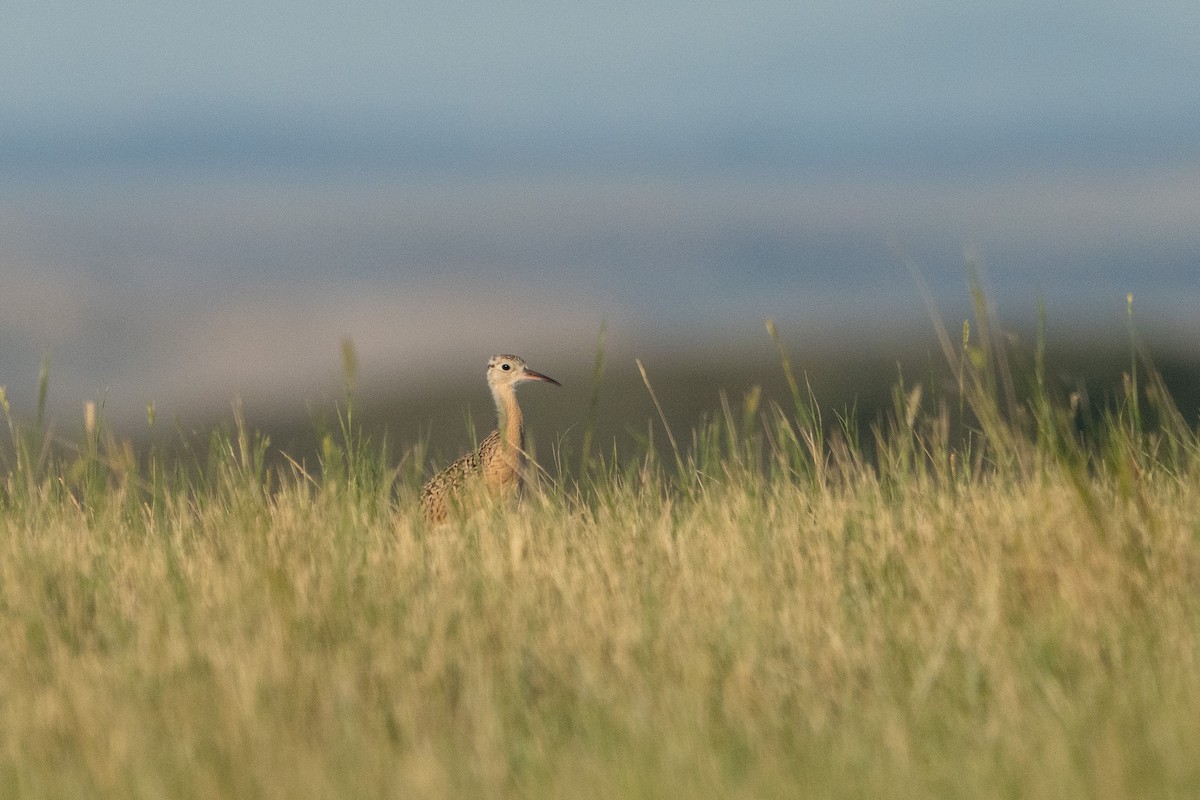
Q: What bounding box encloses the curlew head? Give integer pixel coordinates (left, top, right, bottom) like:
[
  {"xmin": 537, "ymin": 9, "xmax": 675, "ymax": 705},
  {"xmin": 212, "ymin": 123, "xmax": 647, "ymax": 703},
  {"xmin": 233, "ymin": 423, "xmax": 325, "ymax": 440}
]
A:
[{"xmin": 486, "ymin": 354, "xmax": 561, "ymax": 390}]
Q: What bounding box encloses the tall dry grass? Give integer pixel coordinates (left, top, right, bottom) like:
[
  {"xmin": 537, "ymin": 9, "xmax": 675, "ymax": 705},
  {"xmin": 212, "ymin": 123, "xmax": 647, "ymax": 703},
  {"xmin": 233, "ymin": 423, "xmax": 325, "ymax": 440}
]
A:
[{"xmin": 1, "ymin": 303, "xmax": 1199, "ymax": 799}]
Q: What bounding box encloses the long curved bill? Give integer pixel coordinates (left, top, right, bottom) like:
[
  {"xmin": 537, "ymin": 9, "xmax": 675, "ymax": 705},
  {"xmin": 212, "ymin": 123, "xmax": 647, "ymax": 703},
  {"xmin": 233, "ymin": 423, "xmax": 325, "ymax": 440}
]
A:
[{"xmin": 521, "ymin": 367, "xmax": 561, "ymax": 386}]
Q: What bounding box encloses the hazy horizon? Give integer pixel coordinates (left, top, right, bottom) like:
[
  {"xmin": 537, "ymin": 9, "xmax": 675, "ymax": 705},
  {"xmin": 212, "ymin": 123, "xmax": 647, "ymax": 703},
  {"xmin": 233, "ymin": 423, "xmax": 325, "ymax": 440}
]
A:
[{"xmin": 2, "ymin": 3, "xmax": 1197, "ymax": 423}]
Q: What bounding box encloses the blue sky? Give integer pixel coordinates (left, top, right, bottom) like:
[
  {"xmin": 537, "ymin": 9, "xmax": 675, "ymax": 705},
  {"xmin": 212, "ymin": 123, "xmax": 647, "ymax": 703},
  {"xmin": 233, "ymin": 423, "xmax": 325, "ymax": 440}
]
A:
[
  {"xmin": 5, "ymin": 3, "xmax": 1197, "ymax": 172},
  {"xmin": 2, "ymin": 2, "xmax": 1198, "ymax": 420}
]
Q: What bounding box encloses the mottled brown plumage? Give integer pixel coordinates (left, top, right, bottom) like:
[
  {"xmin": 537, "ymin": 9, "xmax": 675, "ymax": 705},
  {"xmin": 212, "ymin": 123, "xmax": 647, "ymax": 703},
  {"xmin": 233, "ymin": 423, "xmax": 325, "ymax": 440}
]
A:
[{"xmin": 420, "ymin": 354, "xmax": 560, "ymax": 523}]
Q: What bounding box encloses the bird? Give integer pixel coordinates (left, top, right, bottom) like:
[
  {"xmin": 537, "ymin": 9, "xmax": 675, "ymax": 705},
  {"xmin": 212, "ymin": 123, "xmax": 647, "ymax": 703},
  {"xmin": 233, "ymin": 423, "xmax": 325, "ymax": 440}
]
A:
[{"xmin": 420, "ymin": 354, "xmax": 561, "ymax": 523}]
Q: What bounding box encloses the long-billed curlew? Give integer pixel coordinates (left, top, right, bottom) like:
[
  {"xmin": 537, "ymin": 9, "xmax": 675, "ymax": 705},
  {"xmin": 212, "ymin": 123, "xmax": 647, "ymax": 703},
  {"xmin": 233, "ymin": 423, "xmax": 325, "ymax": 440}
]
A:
[{"xmin": 420, "ymin": 354, "xmax": 561, "ymax": 523}]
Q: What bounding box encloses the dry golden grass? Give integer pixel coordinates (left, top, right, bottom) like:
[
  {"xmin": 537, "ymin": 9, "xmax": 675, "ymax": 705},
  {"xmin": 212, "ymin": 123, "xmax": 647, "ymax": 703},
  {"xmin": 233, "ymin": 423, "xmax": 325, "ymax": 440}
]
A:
[
  {"xmin": 1, "ymin": 439, "xmax": 1199, "ymax": 799},
  {"xmin": 1, "ymin": 318, "xmax": 1199, "ymax": 798}
]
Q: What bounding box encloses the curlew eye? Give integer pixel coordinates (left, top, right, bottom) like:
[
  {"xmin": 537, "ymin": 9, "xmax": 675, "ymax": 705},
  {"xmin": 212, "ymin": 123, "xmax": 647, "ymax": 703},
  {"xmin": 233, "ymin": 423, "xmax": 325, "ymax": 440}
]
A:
[{"xmin": 501, "ymin": 363, "xmax": 511, "ymax": 370}]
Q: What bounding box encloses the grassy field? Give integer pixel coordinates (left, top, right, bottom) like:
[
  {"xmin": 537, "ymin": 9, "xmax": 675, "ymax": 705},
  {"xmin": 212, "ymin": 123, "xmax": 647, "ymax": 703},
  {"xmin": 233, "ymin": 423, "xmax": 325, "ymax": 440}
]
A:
[{"xmin": 2, "ymin": 311, "xmax": 1199, "ymax": 799}]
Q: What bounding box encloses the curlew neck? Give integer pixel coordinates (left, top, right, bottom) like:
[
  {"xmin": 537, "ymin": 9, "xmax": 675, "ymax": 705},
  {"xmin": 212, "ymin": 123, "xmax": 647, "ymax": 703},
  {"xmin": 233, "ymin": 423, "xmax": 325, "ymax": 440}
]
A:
[{"xmin": 491, "ymin": 381, "xmax": 525, "ymax": 456}]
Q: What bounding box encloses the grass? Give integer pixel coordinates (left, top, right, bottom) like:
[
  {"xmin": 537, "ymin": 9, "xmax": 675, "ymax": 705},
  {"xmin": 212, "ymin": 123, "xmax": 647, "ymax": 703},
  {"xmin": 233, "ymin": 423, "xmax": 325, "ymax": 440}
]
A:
[{"xmin": 1, "ymin": 302, "xmax": 1199, "ymax": 799}]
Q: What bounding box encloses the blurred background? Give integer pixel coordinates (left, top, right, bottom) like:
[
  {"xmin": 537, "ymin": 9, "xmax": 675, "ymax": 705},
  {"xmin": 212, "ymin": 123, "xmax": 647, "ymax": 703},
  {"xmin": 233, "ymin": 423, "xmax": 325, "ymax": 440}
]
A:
[{"xmin": 2, "ymin": 2, "xmax": 1198, "ymax": 461}]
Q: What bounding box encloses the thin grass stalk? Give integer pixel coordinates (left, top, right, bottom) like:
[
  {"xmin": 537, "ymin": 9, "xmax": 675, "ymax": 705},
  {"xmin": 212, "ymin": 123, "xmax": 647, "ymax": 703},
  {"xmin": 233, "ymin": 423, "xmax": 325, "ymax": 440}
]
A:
[
  {"xmin": 636, "ymin": 359, "xmax": 685, "ymax": 479},
  {"xmin": 765, "ymin": 319, "xmax": 826, "ymax": 485},
  {"xmin": 579, "ymin": 321, "xmax": 607, "ymax": 481}
]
